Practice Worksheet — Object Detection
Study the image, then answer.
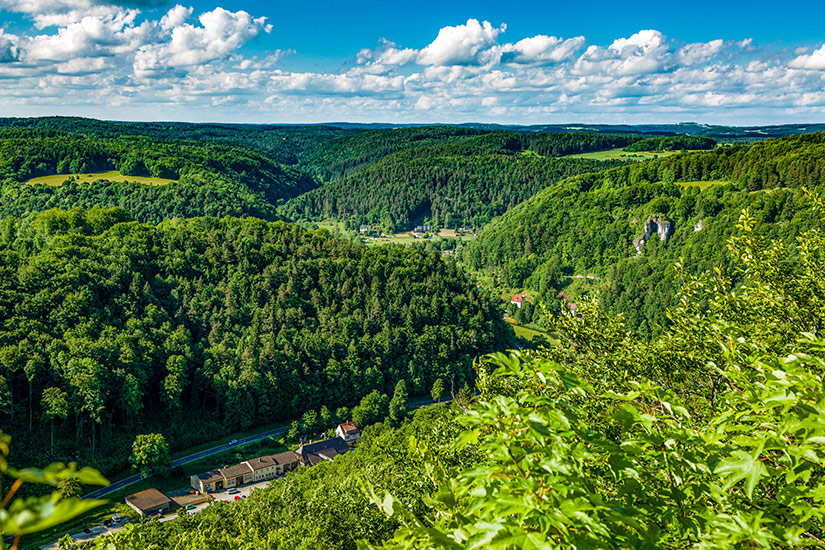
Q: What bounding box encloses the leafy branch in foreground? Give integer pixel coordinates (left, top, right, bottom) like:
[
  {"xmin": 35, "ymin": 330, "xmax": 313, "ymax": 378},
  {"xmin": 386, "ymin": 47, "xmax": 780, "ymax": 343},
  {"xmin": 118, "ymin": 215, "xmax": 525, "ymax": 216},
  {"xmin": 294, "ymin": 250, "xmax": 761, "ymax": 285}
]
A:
[
  {"xmin": 364, "ymin": 207, "xmax": 825, "ymax": 549},
  {"xmin": 0, "ymin": 430, "xmax": 108, "ymax": 550}
]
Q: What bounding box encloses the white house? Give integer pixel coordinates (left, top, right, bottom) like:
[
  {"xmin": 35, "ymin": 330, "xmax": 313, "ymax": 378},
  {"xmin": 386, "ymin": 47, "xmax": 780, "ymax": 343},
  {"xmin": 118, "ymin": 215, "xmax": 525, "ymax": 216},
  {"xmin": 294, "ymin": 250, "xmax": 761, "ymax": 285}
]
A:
[{"xmin": 335, "ymin": 420, "xmax": 361, "ymax": 446}]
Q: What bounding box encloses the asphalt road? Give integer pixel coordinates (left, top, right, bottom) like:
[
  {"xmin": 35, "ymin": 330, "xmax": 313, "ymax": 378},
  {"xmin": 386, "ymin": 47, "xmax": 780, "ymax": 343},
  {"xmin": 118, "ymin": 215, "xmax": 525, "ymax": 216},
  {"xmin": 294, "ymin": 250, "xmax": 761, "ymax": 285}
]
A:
[{"xmin": 84, "ymin": 398, "xmax": 449, "ymax": 500}]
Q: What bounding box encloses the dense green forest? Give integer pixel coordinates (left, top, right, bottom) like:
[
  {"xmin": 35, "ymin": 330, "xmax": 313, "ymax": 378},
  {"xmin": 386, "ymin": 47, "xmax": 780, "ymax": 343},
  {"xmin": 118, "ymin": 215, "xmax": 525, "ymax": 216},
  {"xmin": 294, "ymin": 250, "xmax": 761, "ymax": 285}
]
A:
[
  {"xmin": 280, "ymin": 133, "xmax": 638, "ymax": 230},
  {"xmin": 466, "ymin": 132, "xmax": 825, "ymax": 337},
  {"xmin": 0, "ymin": 208, "xmax": 511, "ymax": 479},
  {"xmin": 623, "ymin": 135, "xmax": 716, "ymax": 152},
  {"xmin": 47, "ymin": 201, "xmax": 825, "ymax": 549},
  {"xmin": 0, "ymin": 124, "xmax": 645, "ymax": 229},
  {"xmin": 0, "ymin": 129, "xmax": 317, "ymax": 223},
  {"xmin": 0, "ymin": 117, "xmax": 360, "ymax": 167},
  {"xmin": 300, "ymin": 128, "xmax": 641, "ymax": 182}
]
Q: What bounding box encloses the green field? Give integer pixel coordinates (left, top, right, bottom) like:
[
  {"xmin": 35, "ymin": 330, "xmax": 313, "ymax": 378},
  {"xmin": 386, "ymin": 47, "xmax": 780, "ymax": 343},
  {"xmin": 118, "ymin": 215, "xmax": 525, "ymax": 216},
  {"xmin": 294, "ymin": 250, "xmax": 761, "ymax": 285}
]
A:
[
  {"xmin": 676, "ymin": 180, "xmax": 731, "ymax": 190},
  {"xmin": 508, "ymin": 321, "xmax": 556, "ymax": 344},
  {"xmin": 565, "ymin": 148, "xmax": 680, "ymax": 161},
  {"xmin": 24, "ymin": 171, "xmax": 176, "ymax": 186}
]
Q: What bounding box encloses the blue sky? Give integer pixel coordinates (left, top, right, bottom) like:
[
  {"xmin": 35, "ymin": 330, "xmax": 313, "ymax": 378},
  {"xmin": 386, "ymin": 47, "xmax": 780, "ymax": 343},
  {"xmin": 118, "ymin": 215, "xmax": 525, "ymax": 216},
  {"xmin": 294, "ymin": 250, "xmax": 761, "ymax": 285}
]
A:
[{"xmin": 1, "ymin": 0, "xmax": 825, "ymax": 124}]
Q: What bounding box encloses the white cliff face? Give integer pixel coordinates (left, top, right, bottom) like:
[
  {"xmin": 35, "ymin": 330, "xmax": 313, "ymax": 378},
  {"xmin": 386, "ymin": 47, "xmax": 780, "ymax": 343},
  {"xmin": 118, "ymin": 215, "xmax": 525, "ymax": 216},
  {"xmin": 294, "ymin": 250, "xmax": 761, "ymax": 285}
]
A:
[{"xmin": 633, "ymin": 215, "xmax": 673, "ymax": 255}]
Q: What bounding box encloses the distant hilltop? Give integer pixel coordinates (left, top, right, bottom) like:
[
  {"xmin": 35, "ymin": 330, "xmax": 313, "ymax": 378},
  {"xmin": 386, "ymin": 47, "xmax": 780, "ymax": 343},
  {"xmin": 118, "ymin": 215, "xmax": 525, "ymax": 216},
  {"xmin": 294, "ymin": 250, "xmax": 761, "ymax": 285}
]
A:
[{"xmin": 2, "ymin": 116, "xmax": 825, "ymax": 141}]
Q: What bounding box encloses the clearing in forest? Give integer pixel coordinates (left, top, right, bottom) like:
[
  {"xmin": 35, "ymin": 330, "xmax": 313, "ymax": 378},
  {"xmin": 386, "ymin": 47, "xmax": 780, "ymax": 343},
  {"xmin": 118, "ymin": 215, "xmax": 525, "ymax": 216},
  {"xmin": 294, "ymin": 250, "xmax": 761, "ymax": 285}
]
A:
[
  {"xmin": 676, "ymin": 180, "xmax": 731, "ymax": 190},
  {"xmin": 564, "ymin": 148, "xmax": 681, "ymax": 161},
  {"xmin": 24, "ymin": 170, "xmax": 176, "ymax": 186}
]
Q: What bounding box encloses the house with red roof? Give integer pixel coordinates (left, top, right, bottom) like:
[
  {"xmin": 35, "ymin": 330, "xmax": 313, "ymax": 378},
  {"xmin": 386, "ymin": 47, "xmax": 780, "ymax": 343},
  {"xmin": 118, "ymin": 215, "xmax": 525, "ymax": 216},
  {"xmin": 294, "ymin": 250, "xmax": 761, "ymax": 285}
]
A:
[{"xmin": 335, "ymin": 420, "xmax": 361, "ymax": 446}]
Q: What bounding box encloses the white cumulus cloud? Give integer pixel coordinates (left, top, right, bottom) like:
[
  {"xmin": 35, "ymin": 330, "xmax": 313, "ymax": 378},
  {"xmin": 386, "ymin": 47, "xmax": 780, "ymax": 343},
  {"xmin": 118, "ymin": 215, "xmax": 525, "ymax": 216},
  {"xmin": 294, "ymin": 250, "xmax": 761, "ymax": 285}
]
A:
[
  {"xmin": 500, "ymin": 34, "xmax": 586, "ymax": 64},
  {"xmin": 134, "ymin": 7, "xmax": 271, "ymax": 74},
  {"xmin": 416, "ymin": 18, "xmax": 505, "ymax": 66},
  {"xmin": 790, "ymin": 44, "xmax": 825, "ymax": 70}
]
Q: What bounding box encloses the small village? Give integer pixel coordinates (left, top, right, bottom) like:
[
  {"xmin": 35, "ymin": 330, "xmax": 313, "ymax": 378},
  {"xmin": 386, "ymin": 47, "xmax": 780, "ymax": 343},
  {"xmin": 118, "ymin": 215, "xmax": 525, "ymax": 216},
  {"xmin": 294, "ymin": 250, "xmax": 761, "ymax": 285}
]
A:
[{"xmin": 122, "ymin": 421, "xmax": 361, "ymax": 518}]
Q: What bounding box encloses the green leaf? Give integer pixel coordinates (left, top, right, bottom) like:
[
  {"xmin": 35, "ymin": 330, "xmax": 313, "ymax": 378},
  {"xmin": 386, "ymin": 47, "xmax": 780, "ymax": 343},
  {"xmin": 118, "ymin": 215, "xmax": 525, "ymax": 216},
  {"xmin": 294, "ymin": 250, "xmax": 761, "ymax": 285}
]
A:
[
  {"xmin": 714, "ymin": 450, "xmax": 768, "ymax": 499},
  {"xmin": 0, "ymin": 494, "xmax": 108, "ymax": 535}
]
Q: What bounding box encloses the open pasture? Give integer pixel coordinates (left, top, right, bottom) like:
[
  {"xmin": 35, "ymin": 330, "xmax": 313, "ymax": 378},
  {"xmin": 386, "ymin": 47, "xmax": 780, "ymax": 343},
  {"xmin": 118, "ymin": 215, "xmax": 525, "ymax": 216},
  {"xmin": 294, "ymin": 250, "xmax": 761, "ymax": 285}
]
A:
[
  {"xmin": 565, "ymin": 148, "xmax": 681, "ymax": 161},
  {"xmin": 676, "ymin": 180, "xmax": 730, "ymax": 190},
  {"xmin": 24, "ymin": 171, "xmax": 176, "ymax": 186}
]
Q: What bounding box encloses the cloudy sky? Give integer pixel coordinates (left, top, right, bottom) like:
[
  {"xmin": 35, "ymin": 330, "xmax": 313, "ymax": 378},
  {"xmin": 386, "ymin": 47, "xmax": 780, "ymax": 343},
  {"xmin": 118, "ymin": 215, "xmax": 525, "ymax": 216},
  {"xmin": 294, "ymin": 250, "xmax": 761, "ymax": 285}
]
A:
[{"xmin": 2, "ymin": 0, "xmax": 825, "ymax": 124}]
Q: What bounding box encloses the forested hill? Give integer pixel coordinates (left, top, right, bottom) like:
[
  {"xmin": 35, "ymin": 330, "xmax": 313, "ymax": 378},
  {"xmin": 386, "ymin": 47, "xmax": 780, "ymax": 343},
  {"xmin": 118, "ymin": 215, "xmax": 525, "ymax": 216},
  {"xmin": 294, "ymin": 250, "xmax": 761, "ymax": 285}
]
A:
[
  {"xmin": 298, "ymin": 128, "xmax": 640, "ymax": 181},
  {"xmin": 466, "ymin": 132, "xmax": 825, "ymax": 338},
  {"xmin": 575, "ymin": 131, "xmax": 825, "ymax": 192},
  {"xmin": 299, "ymin": 126, "xmax": 486, "ymax": 181},
  {"xmin": 279, "ymin": 132, "xmax": 638, "ymax": 230},
  {"xmin": 0, "ymin": 117, "xmax": 360, "ymax": 166},
  {"xmin": 0, "ymin": 129, "xmax": 317, "ymax": 223},
  {"xmin": 0, "ymin": 207, "xmax": 512, "ymax": 475}
]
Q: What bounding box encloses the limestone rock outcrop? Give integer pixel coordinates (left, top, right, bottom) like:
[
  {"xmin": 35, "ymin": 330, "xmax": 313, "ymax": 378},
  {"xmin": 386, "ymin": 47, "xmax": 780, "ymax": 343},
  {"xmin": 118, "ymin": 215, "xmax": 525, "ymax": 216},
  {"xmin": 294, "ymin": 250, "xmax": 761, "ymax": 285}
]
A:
[{"xmin": 633, "ymin": 215, "xmax": 673, "ymax": 254}]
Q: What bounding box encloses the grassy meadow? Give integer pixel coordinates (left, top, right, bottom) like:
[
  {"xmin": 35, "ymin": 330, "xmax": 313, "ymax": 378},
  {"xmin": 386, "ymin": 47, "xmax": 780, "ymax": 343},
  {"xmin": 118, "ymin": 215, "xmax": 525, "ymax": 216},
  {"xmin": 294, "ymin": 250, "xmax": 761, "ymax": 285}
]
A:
[
  {"xmin": 676, "ymin": 180, "xmax": 731, "ymax": 190},
  {"xmin": 24, "ymin": 171, "xmax": 176, "ymax": 186},
  {"xmin": 565, "ymin": 148, "xmax": 681, "ymax": 161}
]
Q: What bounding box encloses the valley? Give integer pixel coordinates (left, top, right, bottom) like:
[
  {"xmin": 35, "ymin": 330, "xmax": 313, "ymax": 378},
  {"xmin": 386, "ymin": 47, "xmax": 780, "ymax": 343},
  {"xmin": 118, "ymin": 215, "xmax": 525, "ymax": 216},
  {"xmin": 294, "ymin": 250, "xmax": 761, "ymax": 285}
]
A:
[{"xmin": 2, "ymin": 119, "xmax": 825, "ymax": 550}]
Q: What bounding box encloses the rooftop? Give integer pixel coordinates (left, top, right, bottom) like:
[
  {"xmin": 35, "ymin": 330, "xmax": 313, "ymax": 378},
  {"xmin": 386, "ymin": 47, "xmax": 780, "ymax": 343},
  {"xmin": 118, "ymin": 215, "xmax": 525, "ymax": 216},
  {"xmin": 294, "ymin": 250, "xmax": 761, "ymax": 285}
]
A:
[
  {"xmin": 220, "ymin": 463, "xmax": 253, "ymax": 478},
  {"xmin": 245, "ymin": 452, "xmax": 299, "ymax": 470},
  {"xmin": 125, "ymin": 488, "xmax": 171, "ymax": 511},
  {"xmin": 338, "ymin": 420, "xmax": 360, "ymax": 434},
  {"xmin": 194, "ymin": 469, "xmax": 224, "ymax": 483},
  {"xmin": 296, "ymin": 437, "xmax": 350, "ymax": 466},
  {"xmin": 271, "ymin": 451, "xmax": 299, "ymax": 464}
]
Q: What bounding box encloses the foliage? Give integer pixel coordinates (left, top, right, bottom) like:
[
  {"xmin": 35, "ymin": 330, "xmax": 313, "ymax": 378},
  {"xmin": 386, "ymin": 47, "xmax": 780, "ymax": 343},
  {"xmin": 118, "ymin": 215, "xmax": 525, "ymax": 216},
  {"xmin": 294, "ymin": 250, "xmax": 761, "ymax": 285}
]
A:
[
  {"xmin": 0, "ymin": 208, "xmax": 512, "ymax": 477},
  {"xmin": 388, "ymin": 380, "xmax": 408, "ymax": 427},
  {"xmin": 129, "ymin": 434, "xmax": 171, "ymax": 479},
  {"xmin": 279, "ymin": 133, "xmax": 636, "ymax": 230},
  {"xmin": 0, "ymin": 430, "xmax": 108, "ymax": 550},
  {"xmin": 0, "ymin": 129, "xmax": 317, "ymax": 224},
  {"xmin": 366, "ymin": 207, "xmax": 825, "ymax": 549},
  {"xmin": 352, "ymin": 391, "xmax": 390, "ymax": 428},
  {"xmin": 624, "ymin": 135, "xmax": 716, "ymax": 152},
  {"xmin": 430, "ymin": 379, "xmax": 444, "ymax": 403}
]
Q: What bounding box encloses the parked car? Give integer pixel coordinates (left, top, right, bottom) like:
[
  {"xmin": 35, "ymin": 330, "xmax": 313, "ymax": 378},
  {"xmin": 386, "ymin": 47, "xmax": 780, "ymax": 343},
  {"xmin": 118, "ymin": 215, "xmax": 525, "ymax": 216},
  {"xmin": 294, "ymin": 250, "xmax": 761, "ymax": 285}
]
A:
[
  {"xmin": 227, "ymin": 488, "xmax": 239, "ymax": 494},
  {"xmin": 121, "ymin": 518, "xmax": 131, "ymax": 524},
  {"xmin": 234, "ymin": 496, "xmax": 241, "ymax": 501},
  {"xmin": 240, "ymin": 495, "xmax": 247, "ymax": 499},
  {"xmin": 185, "ymin": 504, "xmax": 196, "ymax": 510},
  {"xmin": 111, "ymin": 514, "xmax": 121, "ymax": 523},
  {"xmin": 103, "ymin": 519, "xmax": 112, "ymax": 527}
]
